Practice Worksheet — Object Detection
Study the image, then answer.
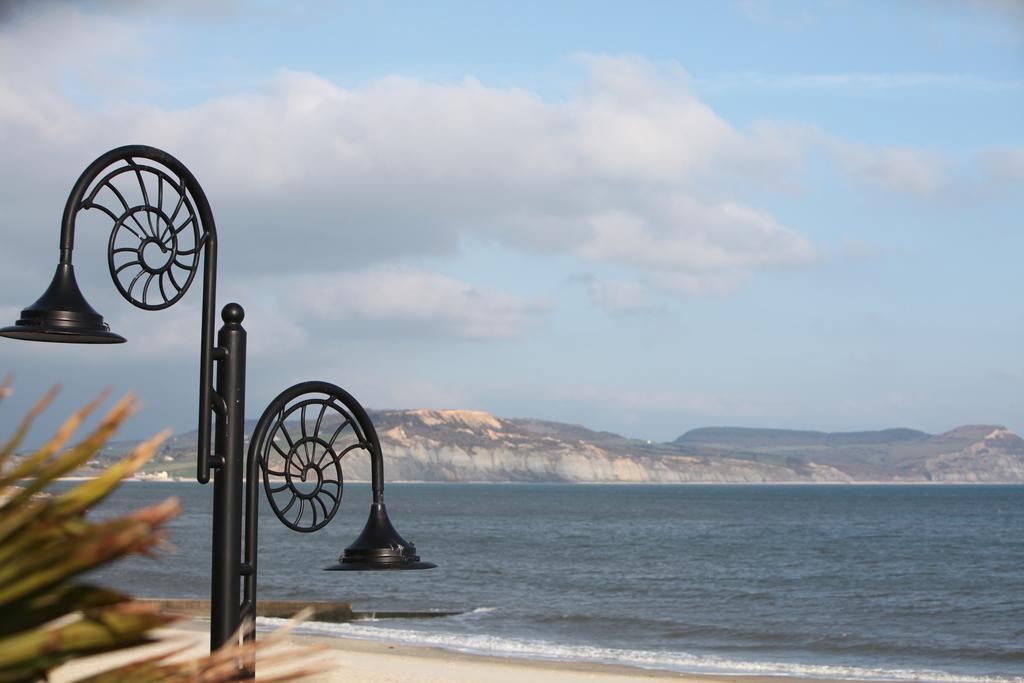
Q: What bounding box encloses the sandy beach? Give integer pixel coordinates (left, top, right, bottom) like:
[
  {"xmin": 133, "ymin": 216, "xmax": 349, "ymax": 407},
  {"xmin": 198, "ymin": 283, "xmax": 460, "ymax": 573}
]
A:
[{"xmin": 50, "ymin": 620, "xmax": 824, "ymax": 683}]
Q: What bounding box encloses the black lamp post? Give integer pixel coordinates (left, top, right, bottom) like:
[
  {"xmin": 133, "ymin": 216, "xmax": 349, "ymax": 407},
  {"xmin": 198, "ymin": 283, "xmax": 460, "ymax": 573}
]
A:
[
  {"xmin": 0, "ymin": 146, "xmax": 432, "ymax": 659},
  {"xmin": 242, "ymin": 381, "xmax": 435, "ymax": 640}
]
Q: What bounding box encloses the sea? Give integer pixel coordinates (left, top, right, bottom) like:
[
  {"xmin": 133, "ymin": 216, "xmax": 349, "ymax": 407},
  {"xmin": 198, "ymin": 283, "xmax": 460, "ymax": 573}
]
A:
[{"xmin": 78, "ymin": 482, "xmax": 1023, "ymax": 681}]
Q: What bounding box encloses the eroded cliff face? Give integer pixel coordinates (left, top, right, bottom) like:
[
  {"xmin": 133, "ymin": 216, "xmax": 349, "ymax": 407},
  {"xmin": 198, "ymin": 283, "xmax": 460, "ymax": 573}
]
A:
[
  {"xmin": 372, "ymin": 433, "xmax": 855, "ymax": 483},
  {"xmin": 119, "ymin": 410, "xmax": 1024, "ymax": 483},
  {"xmin": 921, "ymin": 428, "xmax": 1024, "ymax": 482},
  {"xmin": 331, "ymin": 409, "xmax": 1023, "ymax": 483}
]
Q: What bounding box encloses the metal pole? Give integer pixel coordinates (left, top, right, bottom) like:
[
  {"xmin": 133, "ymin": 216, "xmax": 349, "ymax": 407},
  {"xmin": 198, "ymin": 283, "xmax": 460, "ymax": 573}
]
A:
[
  {"xmin": 210, "ymin": 303, "xmax": 247, "ymax": 650},
  {"xmin": 0, "ymin": 145, "xmax": 433, "ymax": 672}
]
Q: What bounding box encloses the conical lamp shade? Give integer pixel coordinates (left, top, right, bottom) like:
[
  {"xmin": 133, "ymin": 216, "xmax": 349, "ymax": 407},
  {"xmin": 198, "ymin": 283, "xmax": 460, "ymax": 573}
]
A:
[
  {"xmin": 0, "ymin": 264, "xmax": 125, "ymax": 343},
  {"xmin": 325, "ymin": 502, "xmax": 435, "ymax": 571}
]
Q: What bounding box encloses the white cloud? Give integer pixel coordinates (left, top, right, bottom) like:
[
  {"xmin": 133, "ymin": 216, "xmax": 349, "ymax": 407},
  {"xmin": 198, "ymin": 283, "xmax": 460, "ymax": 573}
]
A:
[
  {"xmin": 764, "ymin": 129, "xmax": 1024, "ymax": 203},
  {"xmin": 104, "ymin": 265, "xmax": 544, "ymax": 360},
  {"xmin": 111, "ymin": 296, "xmax": 310, "ymax": 359},
  {"xmin": 0, "ymin": 5, "xmax": 146, "ymax": 121},
  {"xmin": 3, "ymin": 1, "xmax": 1011, "ymax": 340},
  {"xmin": 111, "ymin": 303, "xmax": 202, "ymax": 357},
  {"xmin": 0, "ymin": 11, "xmax": 818, "ymax": 304},
  {"xmin": 288, "ymin": 268, "xmax": 544, "ymax": 339},
  {"xmin": 577, "ymin": 200, "xmax": 815, "ymax": 272},
  {"xmin": 826, "ymin": 140, "xmax": 950, "ymax": 197},
  {"xmin": 277, "ymin": 267, "xmax": 547, "ymax": 340}
]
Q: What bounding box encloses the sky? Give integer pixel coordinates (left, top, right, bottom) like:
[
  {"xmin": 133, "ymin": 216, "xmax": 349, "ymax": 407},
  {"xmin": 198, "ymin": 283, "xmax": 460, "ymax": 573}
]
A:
[{"xmin": 0, "ymin": 0, "xmax": 1022, "ymax": 445}]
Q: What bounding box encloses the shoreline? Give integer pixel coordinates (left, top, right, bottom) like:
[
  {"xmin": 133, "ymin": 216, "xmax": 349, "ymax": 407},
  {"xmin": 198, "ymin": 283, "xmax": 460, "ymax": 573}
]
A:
[
  {"xmin": 54, "ymin": 618, "xmax": 1014, "ymax": 683},
  {"xmin": 82, "ymin": 605, "xmax": 1017, "ymax": 683},
  {"xmin": 51, "ymin": 619, "xmax": 852, "ymax": 683},
  {"xmin": 267, "ymin": 619, "xmax": 1018, "ymax": 683},
  {"xmin": 281, "ymin": 629, "xmax": 826, "ymax": 683}
]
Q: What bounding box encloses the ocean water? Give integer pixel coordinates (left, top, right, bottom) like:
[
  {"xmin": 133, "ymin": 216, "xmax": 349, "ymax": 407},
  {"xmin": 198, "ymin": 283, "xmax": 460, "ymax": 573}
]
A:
[{"xmin": 81, "ymin": 482, "xmax": 1023, "ymax": 681}]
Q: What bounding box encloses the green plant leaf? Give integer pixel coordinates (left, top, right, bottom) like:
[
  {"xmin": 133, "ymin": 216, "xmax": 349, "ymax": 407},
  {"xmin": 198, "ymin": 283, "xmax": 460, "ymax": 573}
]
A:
[{"xmin": 0, "ymin": 584, "xmax": 128, "ymax": 638}]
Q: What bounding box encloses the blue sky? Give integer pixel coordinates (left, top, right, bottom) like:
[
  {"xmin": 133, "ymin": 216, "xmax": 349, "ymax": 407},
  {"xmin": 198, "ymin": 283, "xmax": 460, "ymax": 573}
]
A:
[{"xmin": 1, "ymin": 1, "xmax": 1022, "ymax": 443}]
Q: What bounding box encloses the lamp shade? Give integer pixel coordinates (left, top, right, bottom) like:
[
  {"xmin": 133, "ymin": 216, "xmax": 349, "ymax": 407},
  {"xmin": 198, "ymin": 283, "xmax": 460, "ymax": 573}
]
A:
[
  {"xmin": 0, "ymin": 264, "xmax": 125, "ymax": 343},
  {"xmin": 325, "ymin": 502, "xmax": 435, "ymax": 571}
]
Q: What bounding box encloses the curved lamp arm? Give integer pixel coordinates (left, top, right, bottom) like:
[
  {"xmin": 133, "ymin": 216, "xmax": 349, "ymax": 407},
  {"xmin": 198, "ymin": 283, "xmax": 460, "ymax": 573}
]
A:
[
  {"xmin": 240, "ymin": 382, "xmax": 431, "ymax": 641},
  {"xmin": 59, "ymin": 145, "xmax": 220, "ymax": 483},
  {"xmin": 245, "ymin": 381, "xmax": 385, "ymax": 508}
]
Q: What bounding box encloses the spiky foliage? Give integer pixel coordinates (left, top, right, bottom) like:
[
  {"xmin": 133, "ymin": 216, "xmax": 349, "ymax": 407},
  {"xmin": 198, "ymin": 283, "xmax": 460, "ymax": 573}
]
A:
[{"xmin": 0, "ymin": 377, "xmax": 324, "ymax": 682}]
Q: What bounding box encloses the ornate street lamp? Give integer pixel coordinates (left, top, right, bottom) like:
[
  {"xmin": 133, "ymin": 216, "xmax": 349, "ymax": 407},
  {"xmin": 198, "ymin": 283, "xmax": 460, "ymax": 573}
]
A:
[
  {"xmin": 242, "ymin": 382, "xmax": 435, "ymax": 639},
  {"xmin": 0, "ymin": 146, "xmax": 432, "ymax": 660}
]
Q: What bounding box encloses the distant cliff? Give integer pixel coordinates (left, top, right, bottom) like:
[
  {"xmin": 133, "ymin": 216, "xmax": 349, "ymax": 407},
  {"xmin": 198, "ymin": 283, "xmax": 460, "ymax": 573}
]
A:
[
  {"xmin": 671, "ymin": 424, "xmax": 1024, "ymax": 483},
  {"xmin": 97, "ymin": 411, "xmax": 1024, "ymax": 483}
]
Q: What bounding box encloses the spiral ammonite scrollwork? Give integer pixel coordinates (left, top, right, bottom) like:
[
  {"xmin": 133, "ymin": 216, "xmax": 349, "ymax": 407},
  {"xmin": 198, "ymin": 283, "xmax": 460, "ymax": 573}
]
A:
[
  {"xmin": 259, "ymin": 395, "xmax": 372, "ymax": 532},
  {"xmin": 79, "ymin": 156, "xmax": 204, "ymax": 310}
]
